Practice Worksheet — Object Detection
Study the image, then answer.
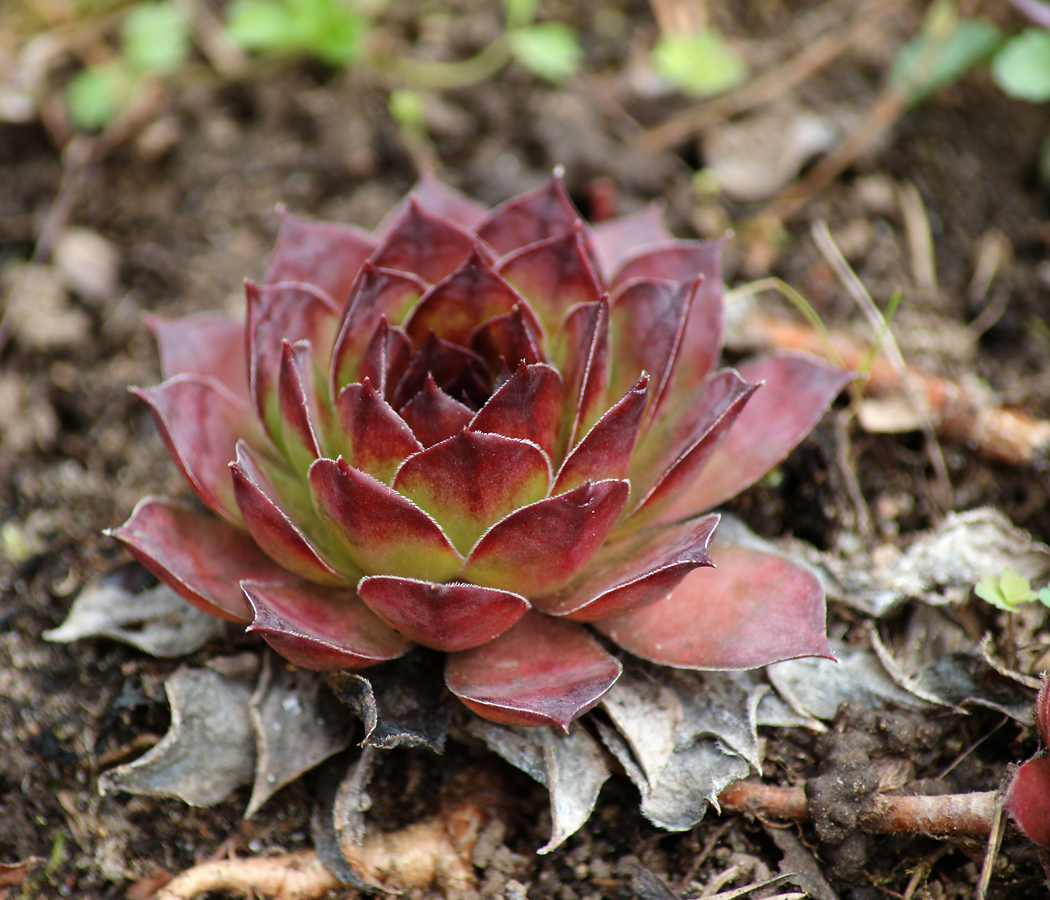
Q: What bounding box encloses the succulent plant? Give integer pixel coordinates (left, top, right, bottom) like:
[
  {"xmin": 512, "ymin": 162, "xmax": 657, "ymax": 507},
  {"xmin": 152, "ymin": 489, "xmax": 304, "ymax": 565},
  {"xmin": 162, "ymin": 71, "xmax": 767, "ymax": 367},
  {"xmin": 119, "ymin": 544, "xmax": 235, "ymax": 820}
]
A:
[
  {"xmin": 111, "ymin": 171, "xmax": 852, "ymax": 731},
  {"xmin": 1006, "ymin": 677, "xmax": 1050, "ymax": 848}
]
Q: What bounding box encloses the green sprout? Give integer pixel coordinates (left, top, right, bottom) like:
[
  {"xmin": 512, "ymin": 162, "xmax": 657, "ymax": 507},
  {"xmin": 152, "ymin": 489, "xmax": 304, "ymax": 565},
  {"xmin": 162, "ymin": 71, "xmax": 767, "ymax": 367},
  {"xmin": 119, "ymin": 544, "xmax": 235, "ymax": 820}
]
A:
[
  {"xmin": 652, "ymin": 29, "xmax": 748, "ymax": 97},
  {"xmin": 974, "ymin": 568, "xmax": 1050, "ymax": 612}
]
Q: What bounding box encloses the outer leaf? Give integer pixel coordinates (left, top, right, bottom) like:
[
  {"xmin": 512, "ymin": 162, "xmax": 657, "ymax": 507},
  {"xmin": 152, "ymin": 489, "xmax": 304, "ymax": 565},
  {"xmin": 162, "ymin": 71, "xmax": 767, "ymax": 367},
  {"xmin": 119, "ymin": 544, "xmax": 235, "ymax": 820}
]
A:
[
  {"xmin": 399, "ymin": 375, "xmax": 475, "ymax": 448},
  {"xmin": 357, "ymin": 577, "xmax": 530, "ymax": 652},
  {"xmin": 656, "ymin": 354, "xmax": 855, "ymax": 521},
  {"xmin": 264, "ymin": 209, "xmax": 377, "ymax": 306},
  {"xmin": 552, "ymin": 298, "xmax": 610, "ymax": 457},
  {"xmin": 469, "ymin": 362, "xmax": 563, "ymax": 461},
  {"xmin": 107, "ymin": 497, "xmax": 293, "ymax": 622},
  {"xmin": 589, "ymin": 203, "xmax": 670, "ymax": 282},
  {"xmin": 392, "ymin": 431, "xmax": 551, "ymax": 555},
  {"xmin": 595, "ymin": 544, "xmax": 831, "ymax": 669},
  {"xmin": 132, "ymin": 374, "xmax": 262, "ymax": 525},
  {"xmin": 445, "ymin": 613, "xmax": 621, "ymax": 729},
  {"xmin": 405, "ymin": 171, "xmax": 489, "ymax": 229},
  {"xmin": 1006, "ymin": 756, "xmax": 1050, "ymax": 849},
  {"xmin": 370, "ymin": 198, "xmax": 482, "ymax": 285},
  {"xmin": 461, "ymin": 479, "xmax": 630, "ymax": 596},
  {"xmin": 476, "ymin": 172, "xmax": 582, "ymax": 255},
  {"xmin": 309, "ymin": 457, "xmax": 463, "ymax": 580},
  {"xmin": 144, "ymin": 312, "xmax": 249, "ymax": 402},
  {"xmin": 243, "ymin": 580, "xmax": 412, "ymax": 671},
  {"xmin": 333, "ymin": 379, "xmax": 422, "ymax": 484}
]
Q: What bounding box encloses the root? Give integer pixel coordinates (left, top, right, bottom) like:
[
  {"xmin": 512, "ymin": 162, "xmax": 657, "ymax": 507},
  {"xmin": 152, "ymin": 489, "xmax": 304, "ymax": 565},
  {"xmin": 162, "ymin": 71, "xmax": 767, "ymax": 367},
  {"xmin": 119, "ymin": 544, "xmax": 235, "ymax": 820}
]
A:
[{"xmin": 156, "ymin": 850, "xmax": 338, "ymax": 900}]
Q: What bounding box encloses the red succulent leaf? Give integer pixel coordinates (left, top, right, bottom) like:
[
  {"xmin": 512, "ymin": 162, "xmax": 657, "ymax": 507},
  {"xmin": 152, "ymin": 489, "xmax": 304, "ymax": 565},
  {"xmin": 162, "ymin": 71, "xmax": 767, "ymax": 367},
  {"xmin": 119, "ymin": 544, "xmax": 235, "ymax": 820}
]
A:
[
  {"xmin": 355, "ymin": 319, "xmax": 414, "ymax": 402},
  {"xmin": 445, "ymin": 612, "xmax": 622, "ymax": 730},
  {"xmin": 277, "ymin": 341, "xmax": 322, "ymax": 476},
  {"xmin": 357, "ymin": 576, "xmax": 530, "ymax": 652},
  {"xmin": 553, "ymin": 298, "xmax": 611, "ymax": 458},
  {"xmin": 469, "ymin": 362, "xmax": 564, "ymax": 461},
  {"xmin": 243, "ymin": 580, "xmax": 412, "ymax": 671},
  {"xmin": 554, "ymin": 374, "xmax": 648, "ymax": 495},
  {"xmin": 144, "ymin": 312, "xmax": 249, "ymax": 402},
  {"xmin": 497, "ymin": 225, "xmax": 605, "ymax": 335},
  {"xmin": 231, "ymin": 442, "xmax": 350, "ymax": 585},
  {"xmin": 393, "ymin": 431, "xmax": 551, "ymax": 555},
  {"xmin": 535, "ymin": 513, "xmax": 718, "ymax": 621},
  {"xmin": 391, "ymin": 333, "xmax": 490, "ymax": 410},
  {"xmin": 333, "ymin": 379, "xmax": 422, "ymax": 484},
  {"xmin": 107, "ymin": 497, "xmax": 295, "ymax": 622},
  {"xmin": 264, "ymin": 209, "xmax": 377, "ymax": 307},
  {"xmin": 461, "ymin": 479, "xmax": 630, "ymax": 596},
  {"xmin": 470, "ymin": 304, "xmax": 546, "ymax": 370},
  {"xmin": 476, "ymin": 172, "xmax": 583, "ymax": 256},
  {"xmin": 132, "ymin": 374, "xmax": 263, "ymax": 526},
  {"xmin": 309, "ymin": 457, "xmax": 463, "ymax": 580},
  {"xmin": 399, "ymin": 376, "xmax": 475, "ymax": 448},
  {"xmin": 403, "ymin": 251, "xmax": 528, "ymax": 347},
  {"xmin": 656, "ymin": 354, "xmax": 856, "ymax": 521},
  {"xmin": 371, "ymin": 197, "xmax": 484, "ymax": 284},
  {"xmin": 376, "ymin": 171, "xmax": 489, "ymax": 236},
  {"xmin": 1006, "ymin": 756, "xmax": 1050, "ymax": 848},
  {"xmin": 330, "ymin": 265, "xmax": 426, "ymax": 394},
  {"xmin": 589, "ymin": 202, "xmax": 671, "ymax": 281},
  {"xmin": 595, "ymin": 544, "xmax": 831, "ymax": 669}
]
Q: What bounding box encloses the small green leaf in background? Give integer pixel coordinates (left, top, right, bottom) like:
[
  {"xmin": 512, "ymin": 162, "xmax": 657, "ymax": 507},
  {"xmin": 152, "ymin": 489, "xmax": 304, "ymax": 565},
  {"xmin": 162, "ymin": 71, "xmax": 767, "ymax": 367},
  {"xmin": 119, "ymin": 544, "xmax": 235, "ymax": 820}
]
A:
[
  {"xmin": 975, "ymin": 569, "xmax": 1039, "ymax": 611},
  {"xmin": 388, "ymin": 88, "xmax": 426, "ymax": 131},
  {"xmin": 992, "ymin": 29, "xmax": 1050, "ymax": 103},
  {"xmin": 226, "ymin": 0, "xmax": 367, "ymax": 66},
  {"xmin": 122, "ymin": 1, "xmax": 190, "ymax": 75},
  {"xmin": 651, "ymin": 29, "xmax": 748, "ymax": 97},
  {"xmin": 502, "ymin": 0, "xmax": 537, "ymax": 30},
  {"xmin": 67, "ymin": 62, "xmax": 136, "ymax": 130},
  {"xmin": 890, "ymin": 17, "xmax": 1002, "ymax": 103},
  {"xmin": 1039, "ymin": 586, "xmax": 1050, "ymax": 608},
  {"xmin": 508, "ymin": 22, "xmax": 582, "ymax": 83}
]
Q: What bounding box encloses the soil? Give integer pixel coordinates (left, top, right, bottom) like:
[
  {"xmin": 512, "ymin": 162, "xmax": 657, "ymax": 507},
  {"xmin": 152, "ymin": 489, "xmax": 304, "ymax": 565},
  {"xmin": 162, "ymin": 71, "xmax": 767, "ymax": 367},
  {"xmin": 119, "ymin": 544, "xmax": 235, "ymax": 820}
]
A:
[{"xmin": 2, "ymin": 1, "xmax": 1050, "ymax": 898}]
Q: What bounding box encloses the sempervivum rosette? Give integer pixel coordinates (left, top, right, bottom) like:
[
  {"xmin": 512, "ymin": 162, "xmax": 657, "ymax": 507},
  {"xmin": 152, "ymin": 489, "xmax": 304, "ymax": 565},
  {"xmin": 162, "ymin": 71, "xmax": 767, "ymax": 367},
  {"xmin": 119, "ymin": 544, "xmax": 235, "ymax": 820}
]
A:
[{"xmin": 112, "ymin": 172, "xmax": 852, "ymax": 730}]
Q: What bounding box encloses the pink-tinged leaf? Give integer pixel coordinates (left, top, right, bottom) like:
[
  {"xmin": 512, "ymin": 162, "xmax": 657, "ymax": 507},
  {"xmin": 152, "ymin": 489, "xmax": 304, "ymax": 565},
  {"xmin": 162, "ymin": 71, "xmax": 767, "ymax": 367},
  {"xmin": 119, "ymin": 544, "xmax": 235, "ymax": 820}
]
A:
[
  {"xmin": 554, "ymin": 375, "xmax": 648, "ymax": 495},
  {"xmin": 476, "ymin": 173, "xmax": 583, "ymax": 255},
  {"xmin": 608, "ymin": 278, "xmax": 697, "ymax": 430},
  {"xmin": 358, "ymin": 576, "xmax": 529, "ymax": 652},
  {"xmin": 595, "ymin": 544, "xmax": 831, "ymax": 669},
  {"xmin": 534, "ymin": 514, "xmax": 717, "ymax": 621},
  {"xmin": 497, "ymin": 226, "xmax": 604, "ymax": 335},
  {"xmin": 243, "ymin": 580, "xmax": 412, "ymax": 672},
  {"xmin": 370, "ymin": 198, "xmax": 483, "ymax": 284},
  {"xmin": 1006, "ymin": 756, "xmax": 1050, "ymax": 849},
  {"xmin": 333, "ymin": 379, "xmax": 422, "ymax": 485},
  {"xmin": 375, "ymin": 172, "xmax": 490, "ymax": 237},
  {"xmin": 355, "ymin": 319, "xmax": 414, "ymax": 402},
  {"xmin": 445, "ymin": 612, "xmax": 621, "ymax": 730},
  {"xmin": 144, "ymin": 312, "xmax": 249, "ymax": 402},
  {"xmin": 393, "ymin": 431, "xmax": 551, "ymax": 555},
  {"xmin": 309, "ymin": 457, "xmax": 463, "ymax": 580},
  {"xmin": 469, "ymin": 362, "xmax": 563, "ymax": 460},
  {"xmin": 470, "ymin": 304, "xmax": 546, "ymax": 371},
  {"xmin": 231, "ymin": 444, "xmax": 349, "ymax": 585},
  {"xmin": 656, "ymin": 354, "xmax": 856, "ymax": 521},
  {"xmin": 277, "ymin": 341, "xmax": 321, "ymax": 476},
  {"xmin": 132, "ymin": 374, "xmax": 262, "ymax": 525},
  {"xmin": 628, "ymin": 370, "xmax": 760, "ymax": 523},
  {"xmin": 246, "ymin": 280, "xmax": 340, "ymax": 444},
  {"xmin": 330, "ymin": 265, "xmax": 426, "ymax": 394},
  {"xmin": 403, "ymin": 251, "xmax": 527, "ymax": 347},
  {"xmin": 265, "ymin": 209, "xmax": 377, "ymax": 307},
  {"xmin": 399, "ymin": 376, "xmax": 474, "ymax": 448},
  {"xmin": 612, "ymin": 240, "xmax": 725, "ymax": 396},
  {"xmin": 107, "ymin": 497, "xmax": 294, "ymax": 622},
  {"xmin": 461, "ymin": 479, "xmax": 630, "ymax": 597},
  {"xmin": 552, "ymin": 299, "xmax": 611, "ymax": 458},
  {"xmin": 391, "ymin": 333, "xmax": 490, "ymax": 411},
  {"xmin": 589, "ymin": 203, "xmax": 671, "ymax": 282}
]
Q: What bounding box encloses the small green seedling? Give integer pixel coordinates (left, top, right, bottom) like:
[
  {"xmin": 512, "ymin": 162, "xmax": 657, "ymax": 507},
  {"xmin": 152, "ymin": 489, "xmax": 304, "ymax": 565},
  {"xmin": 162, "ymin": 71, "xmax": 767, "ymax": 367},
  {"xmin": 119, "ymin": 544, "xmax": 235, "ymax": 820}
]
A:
[
  {"xmin": 652, "ymin": 28, "xmax": 748, "ymax": 97},
  {"xmin": 225, "ymin": 0, "xmax": 368, "ymax": 66},
  {"xmin": 974, "ymin": 568, "xmax": 1050, "ymax": 612}
]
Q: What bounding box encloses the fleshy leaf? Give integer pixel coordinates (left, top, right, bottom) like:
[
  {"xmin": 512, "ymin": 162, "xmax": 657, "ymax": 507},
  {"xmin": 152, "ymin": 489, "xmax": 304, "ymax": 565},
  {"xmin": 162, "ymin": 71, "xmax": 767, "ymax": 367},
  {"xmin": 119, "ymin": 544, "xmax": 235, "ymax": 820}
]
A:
[
  {"xmin": 333, "ymin": 379, "xmax": 422, "ymax": 484},
  {"xmin": 357, "ymin": 577, "xmax": 530, "ymax": 652},
  {"xmin": 330, "ymin": 265, "xmax": 426, "ymax": 394},
  {"xmin": 470, "ymin": 304, "xmax": 546, "ymax": 370},
  {"xmin": 144, "ymin": 312, "xmax": 249, "ymax": 402},
  {"xmin": 498, "ymin": 226, "xmax": 604, "ymax": 336},
  {"xmin": 393, "ymin": 431, "xmax": 551, "ymax": 555},
  {"xmin": 476, "ymin": 172, "xmax": 583, "ymax": 255},
  {"xmin": 391, "ymin": 333, "xmax": 490, "ymax": 411},
  {"xmin": 244, "ymin": 580, "xmax": 413, "ymax": 671},
  {"xmin": 469, "ymin": 362, "xmax": 564, "ymax": 461},
  {"xmin": 309, "ymin": 457, "xmax": 463, "ymax": 580},
  {"xmin": 445, "ymin": 612, "xmax": 622, "ymax": 729},
  {"xmin": 398, "ymin": 375, "xmax": 475, "ymax": 448},
  {"xmin": 595, "ymin": 544, "xmax": 831, "ymax": 669},
  {"xmin": 408, "ymin": 172, "xmax": 489, "ymax": 229},
  {"xmin": 132, "ymin": 374, "xmax": 262, "ymax": 525},
  {"xmin": 355, "ymin": 319, "xmax": 413, "ymax": 401},
  {"xmin": 461, "ymin": 479, "xmax": 630, "ymax": 596},
  {"xmin": 277, "ymin": 341, "xmax": 321, "ymax": 476},
  {"xmin": 1006, "ymin": 755, "xmax": 1050, "ymax": 848},
  {"xmin": 403, "ymin": 251, "xmax": 528, "ymax": 347},
  {"xmin": 265, "ymin": 209, "xmax": 377, "ymax": 307},
  {"xmin": 589, "ymin": 203, "xmax": 671, "ymax": 281},
  {"xmin": 656, "ymin": 354, "xmax": 855, "ymax": 521},
  {"xmin": 552, "ymin": 298, "xmax": 610, "ymax": 457},
  {"xmin": 535, "ymin": 513, "xmax": 718, "ymax": 621},
  {"xmin": 370, "ymin": 198, "xmax": 482, "ymax": 284},
  {"xmin": 107, "ymin": 497, "xmax": 293, "ymax": 622},
  {"xmin": 554, "ymin": 374, "xmax": 648, "ymax": 495}
]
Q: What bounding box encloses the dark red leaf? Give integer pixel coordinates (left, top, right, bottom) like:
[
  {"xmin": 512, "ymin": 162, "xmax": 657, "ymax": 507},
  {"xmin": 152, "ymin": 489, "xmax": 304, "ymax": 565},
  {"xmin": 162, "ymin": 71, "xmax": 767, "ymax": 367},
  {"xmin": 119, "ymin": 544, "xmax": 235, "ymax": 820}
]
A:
[
  {"xmin": 398, "ymin": 376, "xmax": 475, "ymax": 448},
  {"xmin": 370, "ymin": 198, "xmax": 482, "ymax": 284},
  {"xmin": 552, "ymin": 298, "xmax": 610, "ymax": 459},
  {"xmin": 355, "ymin": 319, "xmax": 414, "ymax": 402},
  {"xmin": 390, "ymin": 333, "xmax": 490, "ymax": 411},
  {"xmin": 277, "ymin": 341, "xmax": 321, "ymax": 475},
  {"xmin": 469, "ymin": 362, "xmax": 563, "ymax": 461},
  {"xmin": 1006, "ymin": 756, "xmax": 1050, "ymax": 849},
  {"xmin": 376, "ymin": 172, "xmax": 489, "ymax": 236},
  {"xmin": 476, "ymin": 172, "xmax": 583, "ymax": 255},
  {"xmin": 333, "ymin": 379, "xmax": 421, "ymax": 484},
  {"xmin": 445, "ymin": 612, "xmax": 621, "ymax": 730},
  {"xmin": 595, "ymin": 544, "xmax": 831, "ymax": 669},
  {"xmin": 470, "ymin": 304, "xmax": 546, "ymax": 371},
  {"xmin": 244, "ymin": 580, "xmax": 412, "ymax": 671},
  {"xmin": 309, "ymin": 457, "xmax": 463, "ymax": 580},
  {"xmin": 589, "ymin": 203, "xmax": 671, "ymax": 282},
  {"xmin": 357, "ymin": 576, "xmax": 529, "ymax": 652},
  {"xmin": 145, "ymin": 312, "xmax": 249, "ymax": 402},
  {"xmin": 461, "ymin": 479, "xmax": 629, "ymax": 596}
]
